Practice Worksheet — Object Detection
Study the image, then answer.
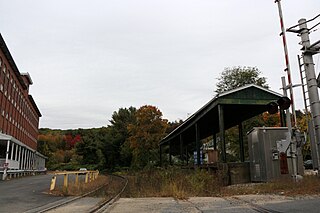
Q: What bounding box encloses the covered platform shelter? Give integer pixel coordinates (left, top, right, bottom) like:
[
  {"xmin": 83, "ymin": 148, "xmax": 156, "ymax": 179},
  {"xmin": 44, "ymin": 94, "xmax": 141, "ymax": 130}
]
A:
[{"xmin": 159, "ymin": 84, "xmax": 286, "ymax": 166}]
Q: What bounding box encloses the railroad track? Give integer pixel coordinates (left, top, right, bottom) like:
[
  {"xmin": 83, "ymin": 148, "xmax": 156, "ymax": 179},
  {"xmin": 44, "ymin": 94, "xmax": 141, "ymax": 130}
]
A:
[
  {"xmin": 89, "ymin": 174, "xmax": 128, "ymax": 213},
  {"xmin": 28, "ymin": 174, "xmax": 128, "ymax": 213},
  {"xmin": 224, "ymin": 196, "xmax": 284, "ymax": 213}
]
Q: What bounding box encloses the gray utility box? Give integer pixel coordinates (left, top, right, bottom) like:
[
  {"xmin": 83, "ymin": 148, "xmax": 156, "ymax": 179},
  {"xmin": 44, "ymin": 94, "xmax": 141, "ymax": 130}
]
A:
[{"xmin": 248, "ymin": 127, "xmax": 301, "ymax": 182}]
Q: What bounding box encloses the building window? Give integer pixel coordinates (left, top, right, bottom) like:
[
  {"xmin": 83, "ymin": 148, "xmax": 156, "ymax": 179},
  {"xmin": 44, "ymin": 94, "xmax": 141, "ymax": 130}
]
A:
[
  {"xmin": 3, "ymin": 65, "xmax": 6, "ymax": 73},
  {"xmin": 0, "ymin": 84, "xmax": 3, "ymax": 92},
  {"xmin": 0, "ymin": 57, "xmax": 2, "ymax": 68}
]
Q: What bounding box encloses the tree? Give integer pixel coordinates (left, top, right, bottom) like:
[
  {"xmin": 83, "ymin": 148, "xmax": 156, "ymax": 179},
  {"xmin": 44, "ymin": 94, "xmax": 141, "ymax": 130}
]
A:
[
  {"xmin": 75, "ymin": 129, "xmax": 106, "ymax": 169},
  {"xmin": 107, "ymin": 107, "xmax": 137, "ymax": 167},
  {"xmin": 127, "ymin": 105, "xmax": 168, "ymax": 169},
  {"xmin": 214, "ymin": 66, "xmax": 278, "ymax": 161},
  {"xmin": 215, "ymin": 66, "xmax": 268, "ymax": 94}
]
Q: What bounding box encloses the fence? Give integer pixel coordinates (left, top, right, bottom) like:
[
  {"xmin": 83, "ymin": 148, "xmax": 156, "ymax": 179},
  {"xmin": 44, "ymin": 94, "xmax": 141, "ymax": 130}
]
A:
[{"xmin": 50, "ymin": 170, "xmax": 99, "ymax": 191}]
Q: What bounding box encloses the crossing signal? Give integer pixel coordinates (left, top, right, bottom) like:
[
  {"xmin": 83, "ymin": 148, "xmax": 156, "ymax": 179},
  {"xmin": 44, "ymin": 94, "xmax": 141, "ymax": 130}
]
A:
[
  {"xmin": 267, "ymin": 97, "xmax": 291, "ymax": 114},
  {"xmin": 267, "ymin": 102, "xmax": 279, "ymax": 114},
  {"xmin": 277, "ymin": 96, "xmax": 291, "ymax": 110}
]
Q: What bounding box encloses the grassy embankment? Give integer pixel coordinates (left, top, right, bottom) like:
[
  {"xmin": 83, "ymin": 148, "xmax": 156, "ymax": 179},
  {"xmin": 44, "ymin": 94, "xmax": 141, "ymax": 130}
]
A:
[{"xmin": 52, "ymin": 168, "xmax": 320, "ymax": 198}]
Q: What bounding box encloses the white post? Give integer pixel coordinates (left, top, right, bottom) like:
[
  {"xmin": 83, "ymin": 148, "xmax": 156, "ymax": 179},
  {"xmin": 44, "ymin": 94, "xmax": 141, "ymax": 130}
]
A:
[
  {"xmin": 22, "ymin": 148, "xmax": 26, "ymax": 170},
  {"xmin": 18, "ymin": 145, "xmax": 22, "ymax": 169},
  {"xmin": 15, "ymin": 143, "xmax": 18, "ymax": 161},
  {"xmin": 27, "ymin": 151, "xmax": 30, "ymax": 170},
  {"xmin": 3, "ymin": 140, "xmax": 10, "ymax": 180},
  {"xmin": 10, "ymin": 143, "xmax": 15, "ymax": 161}
]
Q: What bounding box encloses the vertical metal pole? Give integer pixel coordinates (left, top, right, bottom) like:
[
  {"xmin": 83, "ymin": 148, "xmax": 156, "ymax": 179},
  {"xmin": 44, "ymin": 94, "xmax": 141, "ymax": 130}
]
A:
[
  {"xmin": 195, "ymin": 123, "xmax": 201, "ymax": 165},
  {"xmin": 298, "ymin": 18, "xmax": 320, "ymax": 170},
  {"xmin": 275, "ymin": 0, "xmax": 297, "ymax": 126},
  {"xmin": 169, "ymin": 142, "xmax": 172, "ymax": 165},
  {"xmin": 281, "ymin": 77, "xmax": 297, "ymax": 177},
  {"xmin": 50, "ymin": 176, "xmax": 57, "ymax": 191},
  {"xmin": 239, "ymin": 122, "xmax": 245, "ymax": 162},
  {"xmin": 159, "ymin": 145, "xmax": 162, "ymax": 167},
  {"xmin": 63, "ymin": 174, "xmax": 68, "ymax": 188},
  {"xmin": 218, "ymin": 105, "xmax": 226, "ymax": 162},
  {"xmin": 179, "ymin": 134, "xmax": 184, "ymax": 163}
]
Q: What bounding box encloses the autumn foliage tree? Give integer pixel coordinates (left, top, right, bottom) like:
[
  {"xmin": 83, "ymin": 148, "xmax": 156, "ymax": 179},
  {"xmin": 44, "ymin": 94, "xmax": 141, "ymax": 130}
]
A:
[{"xmin": 127, "ymin": 105, "xmax": 168, "ymax": 168}]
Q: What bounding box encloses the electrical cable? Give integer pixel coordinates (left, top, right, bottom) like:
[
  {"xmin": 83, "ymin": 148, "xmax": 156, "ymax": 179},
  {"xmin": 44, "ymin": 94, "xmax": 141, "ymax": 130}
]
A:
[
  {"xmin": 287, "ymin": 14, "xmax": 320, "ymax": 31},
  {"xmin": 309, "ymin": 21, "xmax": 320, "ymax": 31}
]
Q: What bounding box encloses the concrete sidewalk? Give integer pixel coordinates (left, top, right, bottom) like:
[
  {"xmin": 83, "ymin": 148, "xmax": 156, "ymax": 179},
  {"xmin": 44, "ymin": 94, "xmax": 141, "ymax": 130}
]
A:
[{"xmin": 109, "ymin": 195, "xmax": 320, "ymax": 213}]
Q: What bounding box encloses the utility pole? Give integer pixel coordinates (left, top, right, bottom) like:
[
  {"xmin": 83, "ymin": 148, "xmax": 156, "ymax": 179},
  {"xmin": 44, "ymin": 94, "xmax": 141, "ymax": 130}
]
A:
[{"xmin": 287, "ymin": 14, "xmax": 320, "ymax": 171}]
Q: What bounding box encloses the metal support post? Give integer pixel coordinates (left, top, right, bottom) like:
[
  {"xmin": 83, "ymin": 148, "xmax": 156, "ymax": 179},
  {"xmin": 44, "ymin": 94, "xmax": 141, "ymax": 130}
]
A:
[
  {"xmin": 218, "ymin": 105, "xmax": 226, "ymax": 162},
  {"xmin": 179, "ymin": 134, "xmax": 184, "ymax": 163},
  {"xmin": 298, "ymin": 18, "xmax": 320, "ymax": 171},
  {"xmin": 281, "ymin": 77, "xmax": 297, "ymax": 178},
  {"xmin": 195, "ymin": 123, "xmax": 201, "ymax": 165},
  {"xmin": 50, "ymin": 176, "xmax": 57, "ymax": 191},
  {"xmin": 239, "ymin": 122, "xmax": 245, "ymax": 162}
]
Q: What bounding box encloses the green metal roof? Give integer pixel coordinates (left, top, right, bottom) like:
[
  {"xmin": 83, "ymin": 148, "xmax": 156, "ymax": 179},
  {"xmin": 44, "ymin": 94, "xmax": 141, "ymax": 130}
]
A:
[{"xmin": 160, "ymin": 84, "xmax": 284, "ymax": 147}]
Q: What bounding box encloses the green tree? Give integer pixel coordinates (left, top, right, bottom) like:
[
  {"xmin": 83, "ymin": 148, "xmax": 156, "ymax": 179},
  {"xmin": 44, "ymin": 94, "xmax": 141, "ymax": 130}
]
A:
[
  {"xmin": 215, "ymin": 66, "xmax": 268, "ymax": 94},
  {"xmin": 75, "ymin": 129, "xmax": 106, "ymax": 169},
  {"xmin": 127, "ymin": 105, "xmax": 168, "ymax": 169},
  {"xmin": 214, "ymin": 66, "xmax": 278, "ymax": 161},
  {"xmin": 107, "ymin": 107, "xmax": 137, "ymax": 167}
]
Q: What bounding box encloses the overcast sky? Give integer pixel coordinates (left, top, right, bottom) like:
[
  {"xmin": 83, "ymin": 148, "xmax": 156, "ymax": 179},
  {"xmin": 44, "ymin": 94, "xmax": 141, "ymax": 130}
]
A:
[{"xmin": 0, "ymin": 0, "xmax": 319, "ymax": 129}]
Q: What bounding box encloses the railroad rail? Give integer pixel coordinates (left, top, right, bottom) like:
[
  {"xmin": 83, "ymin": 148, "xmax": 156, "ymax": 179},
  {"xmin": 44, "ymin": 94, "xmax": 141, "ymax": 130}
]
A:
[
  {"xmin": 224, "ymin": 197, "xmax": 283, "ymax": 213},
  {"xmin": 32, "ymin": 174, "xmax": 128, "ymax": 213}
]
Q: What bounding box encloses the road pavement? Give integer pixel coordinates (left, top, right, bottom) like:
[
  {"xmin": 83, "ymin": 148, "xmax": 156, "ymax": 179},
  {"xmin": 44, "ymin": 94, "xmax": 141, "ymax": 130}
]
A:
[
  {"xmin": 1, "ymin": 175, "xmax": 320, "ymax": 213},
  {"xmin": 110, "ymin": 195, "xmax": 320, "ymax": 213},
  {"xmin": 0, "ymin": 174, "xmax": 71, "ymax": 213}
]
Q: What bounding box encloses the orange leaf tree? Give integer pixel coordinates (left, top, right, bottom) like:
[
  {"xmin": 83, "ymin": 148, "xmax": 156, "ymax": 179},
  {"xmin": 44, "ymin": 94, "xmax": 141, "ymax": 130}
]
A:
[{"xmin": 127, "ymin": 105, "xmax": 168, "ymax": 169}]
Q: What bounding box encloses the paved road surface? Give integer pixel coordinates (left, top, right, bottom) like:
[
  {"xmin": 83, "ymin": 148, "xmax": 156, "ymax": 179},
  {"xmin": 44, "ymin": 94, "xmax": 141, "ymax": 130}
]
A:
[
  {"xmin": 2, "ymin": 175, "xmax": 320, "ymax": 213},
  {"xmin": 0, "ymin": 174, "xmax": 72, "ymax": 213},
  {"xmin": 110, "ymin": 195, "xmax": 320, "ymax": 213},
  {"xmin": 0, "ymin": 174, "xmax": 55, "ymax": 212}
]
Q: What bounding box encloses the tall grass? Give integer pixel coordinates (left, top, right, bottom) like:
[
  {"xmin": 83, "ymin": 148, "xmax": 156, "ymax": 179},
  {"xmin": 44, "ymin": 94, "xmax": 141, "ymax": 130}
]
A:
[{"xmin": 121, "ymin": 167, "xmax": 222, "ymax": 199}]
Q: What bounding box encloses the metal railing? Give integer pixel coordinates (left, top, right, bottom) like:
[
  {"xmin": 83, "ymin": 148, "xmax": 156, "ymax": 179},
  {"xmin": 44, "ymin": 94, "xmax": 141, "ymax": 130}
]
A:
[{"xmin": 50, "ymin": 170, "xmax": 99, "ymax": 191}]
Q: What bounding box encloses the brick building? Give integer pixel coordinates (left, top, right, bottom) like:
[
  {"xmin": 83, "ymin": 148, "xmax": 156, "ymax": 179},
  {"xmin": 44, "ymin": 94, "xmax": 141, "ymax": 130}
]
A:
[{"xmin": 0, "ymin": 34, "xmax": 45, "ymax": 180}]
